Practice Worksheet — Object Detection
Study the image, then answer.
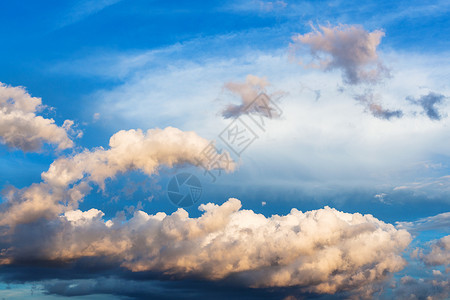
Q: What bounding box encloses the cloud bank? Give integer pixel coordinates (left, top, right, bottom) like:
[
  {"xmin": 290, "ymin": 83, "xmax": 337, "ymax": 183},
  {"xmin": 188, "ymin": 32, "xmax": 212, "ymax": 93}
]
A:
[
  {"xmin": 0, "ymin": 198, "xmax": 411, "ymax": 298},
  {"xmin": 292, "ymin": 24, "xmax": 389, "ymax": 85},
  {"xmin": 0, "ymin": 82, "xmax": 74, "ymax": 152}
]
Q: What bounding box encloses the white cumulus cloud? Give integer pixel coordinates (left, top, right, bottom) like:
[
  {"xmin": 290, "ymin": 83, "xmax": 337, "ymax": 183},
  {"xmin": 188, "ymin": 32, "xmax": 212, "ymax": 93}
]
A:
[
  {"xmin": 1, "ymin": 198, "xmax": 411, "ymax": 298},
  {"xmin": 0, "ymin": 82, "xmax": 74, "ymax": 152},
  {"xmin": 0, "ymin": 126, "xmax": 234, "ymax": 227}
]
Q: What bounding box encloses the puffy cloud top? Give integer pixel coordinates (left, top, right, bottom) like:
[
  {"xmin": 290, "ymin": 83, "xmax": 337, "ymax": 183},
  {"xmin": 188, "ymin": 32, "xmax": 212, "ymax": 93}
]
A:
[
  {"xmin": 1, "ymin": 198, "xmax": 411, "ymax": 297},
  {"xmin": 42, "ymin": 126, "xmax": 235, "ymax": 189},
  {"xmin": 0, "ymin": 82, "xmax": 74, "ymax": 151},
  {"xmin": 0, "ymin": 126, "xmax": 234, "ymax": 226}
]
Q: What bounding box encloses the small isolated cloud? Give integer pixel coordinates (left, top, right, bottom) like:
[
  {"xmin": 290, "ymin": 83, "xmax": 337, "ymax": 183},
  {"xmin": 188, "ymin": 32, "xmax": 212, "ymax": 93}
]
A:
[
  {"xmin": 354, "ymin": 91, "xmax": 403, "ymax": 120},
  {"xmin": 221, "ymin": 74, "xmax": 283, "ymax": 119},
  {"xmin": 0, "ymin": 82, "xmax": 74, "ymax": 152},
  {"xmin": 59, "ymin": 0, "xmax": 123, "ymax": 29},
  {"xmin": 93, "ymin": 112, "xmax": 101, "ymax": 121},
  {"xmin": 407, "ymin": 92, "xmax": 447, "ymax": 120},
  {"xmin": 374, "ymin": 193, "xmax": 390, "ymax": 204},
  {"xmin": 291, "ymin": 24, "xmax": 389, "ymax": 85},
  {"xmin": 0, "ymin": 198, "xmax": 411, "ymax": 298}
]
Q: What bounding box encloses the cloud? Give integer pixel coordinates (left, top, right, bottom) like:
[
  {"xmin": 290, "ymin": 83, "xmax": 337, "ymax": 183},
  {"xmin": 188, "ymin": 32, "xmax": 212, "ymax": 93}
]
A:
[
  {"xmin": 0, "ymin": 126, "xmax": 234, "ymax": 227},
  {"xmin": 291, "ymin": 24, "xmax": 389, "ymax": 85},
  {"xmin": 393, "ymin": 273, "xmax": 449, "ymax": 300},
  {"xmin": 221, "ymin": 74, "xmax": 283, "ymax": 119},
  {"xmin": 58, "ymin": 0, "xmax": 123, "ymax": 29},
  {"xmin": 421, "ymin": 235, "xmax": 450, "ymax": 267},
  {"xmin": 42, "ymin": 126, "xmax": 235, "ymax": 189},
  {"xmin": 354, "ymin": 91, "xmax": 403, "ymax": 120},
  {"xmin": 389, "ymin": 236, "xmax": 450, "ymax": 300},
  {"xmin": 0, "ymin": 198, "xmax": 411, "ymax": 298},
  {"xmin": 407, "ymin": 92, "xmax": 447, "ymax": 120},
  {"xmin": 0, "ymin": 82, "xmax": 74, "ymax": 152},
  {"xmin": 396, "ymin": 212, "xmax": 450, "ymax": 233}
]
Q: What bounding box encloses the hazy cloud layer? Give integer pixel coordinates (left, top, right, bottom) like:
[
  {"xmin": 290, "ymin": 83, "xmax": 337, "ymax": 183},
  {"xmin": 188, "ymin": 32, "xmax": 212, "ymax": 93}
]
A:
[
  {"xmin": 391, "ymin": 235, "xmax": 450, "ymax": 300},
  {"xmin": 0, "ymin": 198, "xmax": 411, "ymax": 298},
  {"xmin": 292, "ymin": 24, "xmax": 389, "ymax": 85},
  {"xmin": 0, "ymin": 82, "xmax": 74, "ymax": 151},
  {"xmin": 407, "ymin": 92, "xmax": 447, "ymax": 120}
]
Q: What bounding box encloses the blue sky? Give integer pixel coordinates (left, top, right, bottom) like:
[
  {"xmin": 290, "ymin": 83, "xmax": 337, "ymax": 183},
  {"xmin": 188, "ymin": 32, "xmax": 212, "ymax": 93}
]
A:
[{"xmin": 0, "ymin": 1, "xmax": 449, "ymax": 299}]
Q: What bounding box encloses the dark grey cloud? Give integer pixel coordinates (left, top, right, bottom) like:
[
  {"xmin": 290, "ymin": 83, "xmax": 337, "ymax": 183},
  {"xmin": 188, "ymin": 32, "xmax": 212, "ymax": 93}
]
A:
[
  {"xmin": 354, "ymin": 91, "xmax": 403, "ymax": 120},
  {"xmin": 381, "ymin": 234, "xmax": 450, "ymax": 300},
  {"xmin": 0, "ymin": 198, "xmax": 411, "ymax": 299},
  {"xmin": 0, "ymin": 263, "xmax": 338, "ymax": 300},
  {"xmin": 407, "ymin": 92, "xmax": 447, "ymax": 120}
]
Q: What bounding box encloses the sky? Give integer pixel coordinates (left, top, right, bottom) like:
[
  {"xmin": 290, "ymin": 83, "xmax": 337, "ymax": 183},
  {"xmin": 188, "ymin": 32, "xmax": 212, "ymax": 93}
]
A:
[{"xmin": 0, "ymin": 0, "xmax": 449, "ymax": 299}]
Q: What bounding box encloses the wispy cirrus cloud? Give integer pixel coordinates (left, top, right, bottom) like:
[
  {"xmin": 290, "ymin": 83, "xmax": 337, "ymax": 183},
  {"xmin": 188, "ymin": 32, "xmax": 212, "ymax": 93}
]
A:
[
  {"xmin": 396, "ymin": 212, "xmax": 450, "ymax": 233},
  {"xmin": 57, "ymin": 0, "xmax": 123, "ymax": 29}
]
